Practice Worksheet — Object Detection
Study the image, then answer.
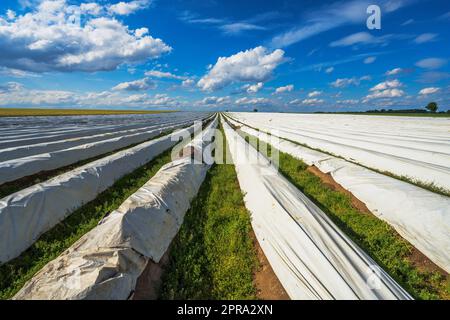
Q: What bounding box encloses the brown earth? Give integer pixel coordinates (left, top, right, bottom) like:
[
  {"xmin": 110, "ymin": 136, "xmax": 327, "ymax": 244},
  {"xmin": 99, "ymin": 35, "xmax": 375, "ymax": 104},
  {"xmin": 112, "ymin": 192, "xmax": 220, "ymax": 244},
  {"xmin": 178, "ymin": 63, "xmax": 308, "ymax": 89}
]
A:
[
  {"xmin": 250, "ymin": 230, "xmax": 290, "ymax": 300},
  {"xmin": 132, "ymin": 251, "xmax": 171, "ymax": 300}
]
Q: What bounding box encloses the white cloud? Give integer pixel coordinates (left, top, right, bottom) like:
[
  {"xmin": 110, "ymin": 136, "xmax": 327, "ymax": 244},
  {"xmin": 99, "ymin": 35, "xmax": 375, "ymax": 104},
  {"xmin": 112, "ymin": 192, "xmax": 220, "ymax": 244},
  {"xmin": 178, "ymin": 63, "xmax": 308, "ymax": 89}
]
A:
[
  {"xmin": 235, "ymin": 97, "xmax": 271, "ymax": 106},
  {"xmin": 370, "ymin": 79, "xmax": 402, "ymax": 91},
  {"xmin": 274, "ymin": 84, "xmax": 294, "ymax": 94},
  {"xmin": 365, "ymin": 79, "xmax": 404, "ymax": 100},
  {"xmin": 108, "ymin": 0, "xmax": 150, "ymax": 16},
  {"xmin": 269, "ymin": 0, "xmax": 411, "ymax": 48},
  {"xmin": 331, "ymin": 75, "xmax": 371, "ymax": 88},
  {"xmin": 244, "ymin": 82, "xmax": 264, "ymax": 93},
  {"xmin": 301, "ymin": 98, "xmax": 324, "ymax": 105},
  {"xmin": 182, "ymin": 79, "xmax": 195, "ymax": 87},
  {"xmin": 0, "ymin": 81, "xmax": 24, "ymax": 92},
  {"xmin": 365, "ymin": 88, "xmax": 405, "ymax": 100},
  {"xmin": 325, "ymin": 67, "xmax": 334, "ymax": 74},
  {"xmin": 308, "ymin": 90, "xmax": 322, "ymax": 98},
  {"xmin": 145, "ymin": 70, "xmax": 187, "ymax": 80},
  {"xmin": 364, "ymin": 56, "xmax": 376, "ymax": 64},
  {"xmin": 112, "ymin": 78, "xmax": 155, "ymax": 91},
  {"xmin": 6, "ymin": 9, "xmax": 16, "ymax": 20},
  {"xmin": 419, "ymin": 87, "xmax": 440, "ymax": 95},
  {"xmin": 414, "ymin": 33, "xmax": 437, "ymax": 44},
  {"xmin": 219, "ymin": 23, "xmax": 266, "ymax": 35},
  {"xmin": 385, "ymin": 67, "xmax": 403, "ymax": 76},
  {"xmin": 0, "ymin": 1, "xmax": 170, "ymax": 72},
  {"xmin": 415, "ymin": 58, "xmax": 447, "ymax": 69},
  {"xmin": 198, "ymin": 96, "xmax": 230, "ymax": 106},
  {"xmin": 330, "ymin": 32, "xmax": 374, "ymax": 47},
  {"xmin": 197, "ymin": 46, "xmax": 285, "ymax": 91},
  {"xmin": 336, "ymin": 99, "xmax": 359, "ymax": 105}
]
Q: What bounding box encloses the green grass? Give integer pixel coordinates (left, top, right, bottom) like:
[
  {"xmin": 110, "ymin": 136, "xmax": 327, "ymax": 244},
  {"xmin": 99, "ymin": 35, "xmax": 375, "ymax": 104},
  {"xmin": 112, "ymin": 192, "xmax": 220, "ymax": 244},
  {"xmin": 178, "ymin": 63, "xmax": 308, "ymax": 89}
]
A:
[
  {"xmin": 160, "ymin": 125, "xmax": 258, "ymax": 300},
  {"xmin": 236, "ymin": 125, "xmax": 449, "ymax": 300},
  {"xmin": 0, "ymin": 108, "xmax": 176, "ymax": 117}
]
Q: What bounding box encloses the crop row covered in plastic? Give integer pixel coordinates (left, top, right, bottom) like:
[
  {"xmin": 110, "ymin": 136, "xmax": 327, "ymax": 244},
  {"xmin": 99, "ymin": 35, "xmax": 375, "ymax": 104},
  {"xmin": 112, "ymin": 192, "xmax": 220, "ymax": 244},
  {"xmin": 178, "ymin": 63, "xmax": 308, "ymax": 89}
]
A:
[
  {"xmin": 13, "ymin": 117, "xmax": 218, "ymax": 299},
  {"xmin": 0, "ymin": 119, "xmax": 210, "ymax": 265},
  {"xmin": 228, "ymin": 116, "xmax": 450, "ymax": 273},
  {"xmin": 222, "ymin": 118, "xmax": 411, "ymax": 300},
  {"xmin": 229, "ymin": 113, "xmax": 450, "ymax": 191}
]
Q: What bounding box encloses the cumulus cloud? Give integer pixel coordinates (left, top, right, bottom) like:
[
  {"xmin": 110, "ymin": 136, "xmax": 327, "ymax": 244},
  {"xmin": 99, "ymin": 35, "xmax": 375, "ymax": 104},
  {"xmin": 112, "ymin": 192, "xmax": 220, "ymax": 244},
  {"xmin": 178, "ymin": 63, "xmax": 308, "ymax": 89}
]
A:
[
  {"xmin": 308, "ymin": 90, "xmax": 322, "ymax": 97},
  {"xmin": 365, "ymin": 79, "xmax": 404, "ymax": 100},
  {"xmin": 198, "ymin": 96, "xmax": 230, "ymax": 106},
  {"xmin": 331, "ymin": 75, "xmax": 371, "ymax": 88},
  {"xmin": 301, "ymin": 98, "xmax": 324, "ymax": 105},
  {"xmin": 197, "ymin": 46, "xmax": 285, "ymax": 91},
  {"xmin": 415, "ymin": 58, "xmax": 447, "ymax": 69},
  {"xmin": 325, "ymin": 67, "xmax": 334, "ymax": 74},
  {"xmin": 365, "ymin": 89, "xmax": 404, "ymax": 100},
  {"xmin": 244, "ymin": 82, "xmax": 264, "ymax": 93},
  {"xmin": 0, "ymin": 0, "xmax": 171, "ymax": 72},
  {"xmin": 370, "ymin": 79, "xmax": 402, "ymax": 91},
  {"xmin": 112, "ymin": 78, "xmax": 156, "ymax": 91},
  {"xmin": 107, "ymin": 0, "xmax": 150, "ymax": 16},
  {"xmin": 235, "ymin": 97, "xmax": 271, "ymax": 106},
  {"xmin": 0, "ymin": 83, "xmax": 182, "ymax": 108},
  {"xmin": 419, "ymin": 87, "xmax": 440, "ymax": 95},
  {"xmin": 274, "ymin": 84, "xmax": 294, "ymax": 94}
]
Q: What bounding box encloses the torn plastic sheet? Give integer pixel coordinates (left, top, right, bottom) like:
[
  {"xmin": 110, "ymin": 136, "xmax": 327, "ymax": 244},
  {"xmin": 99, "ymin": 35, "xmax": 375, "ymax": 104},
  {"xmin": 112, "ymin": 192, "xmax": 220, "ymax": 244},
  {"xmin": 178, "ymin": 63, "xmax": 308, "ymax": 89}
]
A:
[
  {"xmin": 0, "ymin": 123, "xmax": 202, "ymax": 265},
  {"xmin": 13, "ymin": 118, "xmax": 217, "ymax": 300},
  {"xmin": 231, "ymin": 117, "xmax": 450, "ymax": 273},
  {"xmin": 222, "ymin": 118, "xmax": 412, "ymax": 300}
]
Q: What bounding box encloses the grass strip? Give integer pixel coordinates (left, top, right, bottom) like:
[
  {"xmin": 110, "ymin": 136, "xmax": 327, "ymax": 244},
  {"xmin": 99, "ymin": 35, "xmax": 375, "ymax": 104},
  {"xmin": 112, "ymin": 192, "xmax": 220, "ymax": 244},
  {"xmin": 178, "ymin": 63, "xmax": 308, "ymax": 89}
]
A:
[
  {"xmin": 233, "ymin": 123, "xmax": 449, "ymax": 300},
  {"xmin": 160, "ymin": 124, "xmax": 258, "ymax": 300},
  {"xmin": 0, "ymin": 108, "xmax": 176, "ymax": 117},
  {"xmin": 227, "ymin": 115, "xmax": 450, "ymax": 197}
]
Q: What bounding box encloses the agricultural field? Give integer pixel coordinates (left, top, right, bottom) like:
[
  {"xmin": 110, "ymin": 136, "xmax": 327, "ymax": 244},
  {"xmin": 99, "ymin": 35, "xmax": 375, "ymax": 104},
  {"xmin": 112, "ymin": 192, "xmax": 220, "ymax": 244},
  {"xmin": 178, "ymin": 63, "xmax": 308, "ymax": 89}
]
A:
[
  {"xmin": 0, "ymin": 108, "xmax": 176, "ymax": 117},
  {"xmin": 0, "ymin": 0, "xmax": 449, "ymax": 309},
  {"xmin": 0, "ymin": 111, "xmax": 448, "ymax": 301}
]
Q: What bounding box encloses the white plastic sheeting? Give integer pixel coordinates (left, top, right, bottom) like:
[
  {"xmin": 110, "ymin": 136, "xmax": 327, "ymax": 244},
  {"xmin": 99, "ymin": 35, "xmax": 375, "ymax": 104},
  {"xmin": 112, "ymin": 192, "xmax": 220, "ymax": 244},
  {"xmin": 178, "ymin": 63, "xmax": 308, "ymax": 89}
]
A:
[
  {"xmin": 222, "ymin": 119, "xmax": 412, "ymax": 300},
  {"xmin": 229, "ymin": 113, "xmax": 450, "ymax": 191},
  {"xmin": 0, "ymin": 118, "xmax": 198, "ymax": 162},
  {"xmin": 0, "ymin": 124, "xmax": 201, "ymax": 265},
  {"xmin": 0, "ymin": 117, "xmax": 209, "ymax": 184},
  {"xmin": 0, "ymin": 112, "xmax": 209, "ymax": 148},
  {"xmin": 229, "ymin": 116, "xmax": 450, "ymax": 273},
  {"xmin": 13, "ymin": 118, "xmax": 217, "ymax": 300}
]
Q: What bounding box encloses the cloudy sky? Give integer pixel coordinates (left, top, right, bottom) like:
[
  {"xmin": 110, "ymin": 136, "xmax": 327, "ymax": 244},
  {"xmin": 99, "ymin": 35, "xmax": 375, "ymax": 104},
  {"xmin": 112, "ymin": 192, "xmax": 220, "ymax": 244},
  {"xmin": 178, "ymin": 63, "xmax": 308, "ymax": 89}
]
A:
[{"xmin": 0, "ymin": 0, "xmax": 449, "ymax": 111}]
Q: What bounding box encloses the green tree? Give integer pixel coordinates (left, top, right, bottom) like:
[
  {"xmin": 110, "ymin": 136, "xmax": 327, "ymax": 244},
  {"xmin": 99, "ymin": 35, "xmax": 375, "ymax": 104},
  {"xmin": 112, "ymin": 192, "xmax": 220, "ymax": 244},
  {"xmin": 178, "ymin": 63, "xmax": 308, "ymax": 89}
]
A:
[{"xmin": 425, "ymin": 102, "xmax": 438, "ymax": 113}]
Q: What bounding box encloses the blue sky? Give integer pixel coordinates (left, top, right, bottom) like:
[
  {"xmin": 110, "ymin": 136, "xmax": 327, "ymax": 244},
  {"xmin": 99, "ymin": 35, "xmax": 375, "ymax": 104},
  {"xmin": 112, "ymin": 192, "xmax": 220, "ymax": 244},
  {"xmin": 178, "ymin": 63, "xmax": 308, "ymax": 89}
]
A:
[{"xmin": 0, "ymin": 0, "xmax": 449, "ymax": 112}]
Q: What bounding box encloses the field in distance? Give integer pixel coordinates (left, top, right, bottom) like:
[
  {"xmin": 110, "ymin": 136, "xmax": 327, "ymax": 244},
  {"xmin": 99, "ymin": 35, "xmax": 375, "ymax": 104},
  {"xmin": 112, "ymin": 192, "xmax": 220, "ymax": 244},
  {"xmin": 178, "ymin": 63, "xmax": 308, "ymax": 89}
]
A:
[{"xmin": 0, "ymin": 108, "xmax": 177, "ymax": 117}]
